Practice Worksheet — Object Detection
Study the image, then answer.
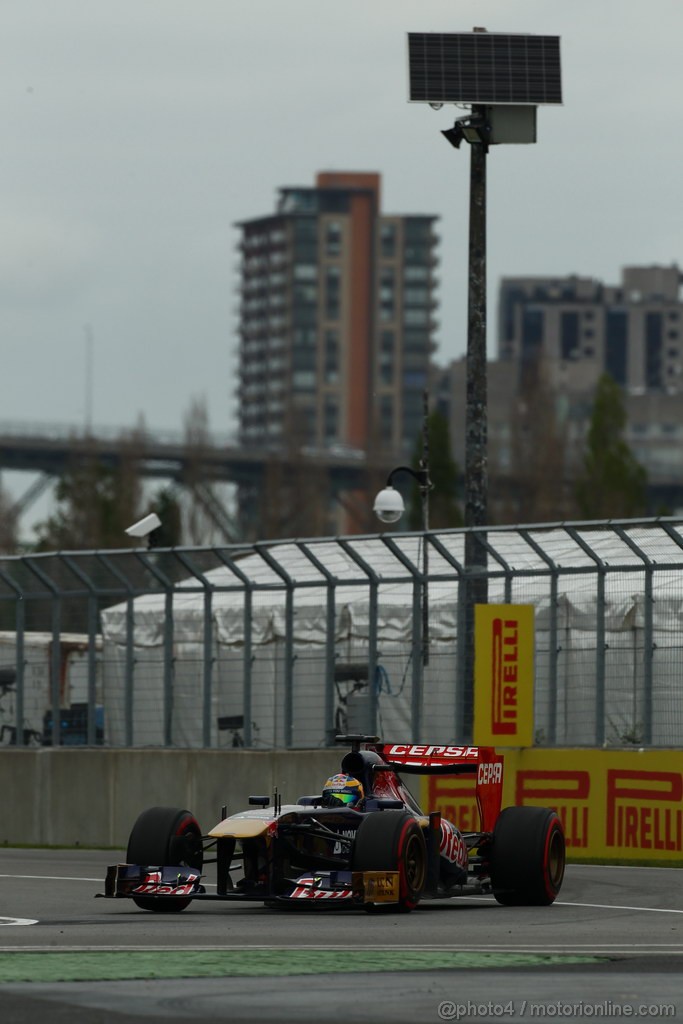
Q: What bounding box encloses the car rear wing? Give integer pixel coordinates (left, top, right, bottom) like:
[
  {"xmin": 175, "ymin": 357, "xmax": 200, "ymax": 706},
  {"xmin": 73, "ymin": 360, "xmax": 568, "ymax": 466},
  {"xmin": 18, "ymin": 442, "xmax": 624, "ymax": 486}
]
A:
[{"xmin": 370, "ymin": 741, "xmax": 504, "ymax": 833}]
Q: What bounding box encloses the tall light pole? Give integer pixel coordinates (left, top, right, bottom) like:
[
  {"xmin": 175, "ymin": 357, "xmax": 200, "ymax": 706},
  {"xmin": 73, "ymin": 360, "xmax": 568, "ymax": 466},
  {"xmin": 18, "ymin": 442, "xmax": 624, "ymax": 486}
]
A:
[{"xmin": 407, "ymin": 29, "xmax": 562, "ymax": 738}]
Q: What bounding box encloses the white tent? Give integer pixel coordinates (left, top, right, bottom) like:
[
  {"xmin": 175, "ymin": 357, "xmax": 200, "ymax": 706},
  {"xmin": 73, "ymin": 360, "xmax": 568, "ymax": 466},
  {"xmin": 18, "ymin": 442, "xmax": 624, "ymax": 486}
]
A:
[{"xmin": 100, "ymin": 525, "xmax": 683, "ymax": 748}]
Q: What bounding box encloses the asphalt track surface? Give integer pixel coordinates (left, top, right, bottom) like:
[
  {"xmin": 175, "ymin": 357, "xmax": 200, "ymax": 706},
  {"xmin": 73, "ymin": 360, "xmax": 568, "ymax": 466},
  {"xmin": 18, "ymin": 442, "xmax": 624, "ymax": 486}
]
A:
[{"xmin": 0, "ymin": 849, "xmax": 682, "ymax": 1023}]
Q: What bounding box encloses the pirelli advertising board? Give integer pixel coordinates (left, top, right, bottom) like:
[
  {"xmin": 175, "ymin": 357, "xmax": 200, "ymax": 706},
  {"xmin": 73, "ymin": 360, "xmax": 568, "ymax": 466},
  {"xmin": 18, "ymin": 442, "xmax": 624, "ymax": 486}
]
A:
[
  {"xmin": 421, "ymin": 748, "xmax": 683, "ymax": 862},
  {"xmin": 474, "ymin": 604, "xmax": 534, "ymax": 747}
]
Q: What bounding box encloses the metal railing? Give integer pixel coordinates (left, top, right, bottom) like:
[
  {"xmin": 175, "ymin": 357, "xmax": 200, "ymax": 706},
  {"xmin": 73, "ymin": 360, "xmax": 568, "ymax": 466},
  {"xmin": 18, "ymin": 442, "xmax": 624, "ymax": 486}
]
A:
[{"xmin": 1, "ymin": 518, "xmax": 683, "ymax": 749}]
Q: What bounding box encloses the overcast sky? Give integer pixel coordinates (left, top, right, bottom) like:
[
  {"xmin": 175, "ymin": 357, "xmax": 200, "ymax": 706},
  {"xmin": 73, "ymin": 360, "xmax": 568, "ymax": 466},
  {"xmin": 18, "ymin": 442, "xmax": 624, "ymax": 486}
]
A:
[{"xmin": 2, "ymin": 0, "xmax": 682, "ymax": 442}]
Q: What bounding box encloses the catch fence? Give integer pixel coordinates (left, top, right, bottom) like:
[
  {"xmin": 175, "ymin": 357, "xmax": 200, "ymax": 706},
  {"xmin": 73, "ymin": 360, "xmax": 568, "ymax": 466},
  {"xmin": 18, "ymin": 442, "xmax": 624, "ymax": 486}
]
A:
[{"xmin": 1, "ymin": 518, "xmax": 682, "ymax": 749}]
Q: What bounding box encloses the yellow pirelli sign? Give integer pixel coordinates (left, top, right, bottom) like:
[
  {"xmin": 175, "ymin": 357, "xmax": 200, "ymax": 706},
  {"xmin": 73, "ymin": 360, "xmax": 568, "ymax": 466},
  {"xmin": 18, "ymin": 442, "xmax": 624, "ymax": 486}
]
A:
[
  {"xmin": 474, "ymin": 604, "xmax": 535, "ymax": 747},
  {"xmin": 422, "ymin": 748, "xmax": 683, "ymax": 863}
]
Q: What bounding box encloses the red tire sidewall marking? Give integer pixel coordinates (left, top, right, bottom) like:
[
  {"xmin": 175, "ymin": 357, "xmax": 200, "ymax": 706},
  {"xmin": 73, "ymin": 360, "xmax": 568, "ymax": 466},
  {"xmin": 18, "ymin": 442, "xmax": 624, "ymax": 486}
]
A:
[{"xmin": 541, "ymin": 816, "xmax": 561, "ymax": 901}]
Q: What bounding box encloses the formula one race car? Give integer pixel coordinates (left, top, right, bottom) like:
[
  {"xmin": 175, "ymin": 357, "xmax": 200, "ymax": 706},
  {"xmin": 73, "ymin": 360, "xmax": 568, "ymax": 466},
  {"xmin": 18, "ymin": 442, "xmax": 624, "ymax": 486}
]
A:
[{"xmin": 101, "ymin": 736, "xmax": 565, "ymax": 913}]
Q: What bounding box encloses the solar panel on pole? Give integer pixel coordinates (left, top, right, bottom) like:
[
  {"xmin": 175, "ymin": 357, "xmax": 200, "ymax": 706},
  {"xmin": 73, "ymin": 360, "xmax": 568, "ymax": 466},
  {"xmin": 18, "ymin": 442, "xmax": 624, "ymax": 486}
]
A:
[{"xmin": 407, "ymin": 32, "xmax": 562, "ymax": 106}]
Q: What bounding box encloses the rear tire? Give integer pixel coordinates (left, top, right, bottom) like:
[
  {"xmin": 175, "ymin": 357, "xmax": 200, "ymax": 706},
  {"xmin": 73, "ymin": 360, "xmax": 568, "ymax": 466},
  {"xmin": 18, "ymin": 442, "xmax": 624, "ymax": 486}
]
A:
[
  {"xmin": 352, "ymin": 810, "xmax": 426, "ymax": 913},
  {"xmin": 126, "ymin": 805, "xmax": 203, "ymax": 912},
  {"xmin": 490, "ymin": 806, "xmax": 565, "ymax": 906}
]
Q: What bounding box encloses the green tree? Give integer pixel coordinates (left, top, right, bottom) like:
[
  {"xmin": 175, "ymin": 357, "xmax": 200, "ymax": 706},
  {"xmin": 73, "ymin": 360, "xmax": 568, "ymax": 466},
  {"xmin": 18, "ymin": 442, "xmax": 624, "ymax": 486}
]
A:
[
  {"xmin": 149, "ymin": 487, "xmax": 182, "ymax": 547},
  {"xmin": 0, "ymin": 484, "xmax": 18, "ymax": 553},
  {"xmin": 575, "ymin": 374, "xmax": 647, "ymax": 519},
  {"xmin": 407, "ymin": 408, "xmax": 462, "ymax": 529}
]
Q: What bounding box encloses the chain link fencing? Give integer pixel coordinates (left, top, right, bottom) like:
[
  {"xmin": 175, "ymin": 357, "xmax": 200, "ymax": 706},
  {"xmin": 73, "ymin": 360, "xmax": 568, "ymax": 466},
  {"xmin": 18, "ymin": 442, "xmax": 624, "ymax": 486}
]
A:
[{"xmin": 1, "ymin": 518, "xmax": 682, "ymax": 749}]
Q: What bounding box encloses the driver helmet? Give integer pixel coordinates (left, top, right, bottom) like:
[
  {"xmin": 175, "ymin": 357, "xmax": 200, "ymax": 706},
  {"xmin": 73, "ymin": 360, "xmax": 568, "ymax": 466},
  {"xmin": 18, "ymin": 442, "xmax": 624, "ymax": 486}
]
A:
[{"xmin": 321, "ymin": 773, "xmax": 364, "ymax": 809}]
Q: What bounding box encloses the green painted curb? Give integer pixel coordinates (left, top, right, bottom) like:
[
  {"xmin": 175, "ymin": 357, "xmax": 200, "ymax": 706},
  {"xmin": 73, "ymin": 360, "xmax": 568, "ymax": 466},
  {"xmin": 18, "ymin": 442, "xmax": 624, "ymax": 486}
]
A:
[{"xmin": 0, "ymin": 949, "xmax": 602, "ymax": 983}]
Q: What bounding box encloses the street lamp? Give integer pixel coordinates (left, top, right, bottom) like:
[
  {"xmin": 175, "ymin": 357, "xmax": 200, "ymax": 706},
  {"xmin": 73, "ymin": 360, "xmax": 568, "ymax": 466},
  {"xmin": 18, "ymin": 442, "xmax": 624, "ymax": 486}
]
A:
[
  {"xmin": 373, "ymin": 465, "xmax": 430, "ymax": 526},
  {"xmin": 407, "ymin": 28, "xmax": 562, "ymax": 737}
]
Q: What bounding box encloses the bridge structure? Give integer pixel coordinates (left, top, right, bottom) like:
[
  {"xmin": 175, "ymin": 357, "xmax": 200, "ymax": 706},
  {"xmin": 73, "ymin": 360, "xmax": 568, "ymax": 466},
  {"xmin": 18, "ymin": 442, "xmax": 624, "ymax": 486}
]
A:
[
  {"xmin": 0, "ymin": 421, "xmax": 383, "ymax": 542},
  {"xmin": 2, "ymin": 421, "xmax": 681, "ymax": 543}
]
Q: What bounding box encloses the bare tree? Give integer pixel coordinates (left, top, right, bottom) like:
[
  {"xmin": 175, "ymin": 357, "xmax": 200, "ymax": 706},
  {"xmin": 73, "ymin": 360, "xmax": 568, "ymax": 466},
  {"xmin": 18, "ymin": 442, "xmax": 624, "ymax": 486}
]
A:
[
  {"xmin": 35, "ymin": 434, "xmax": 143, "ymax": 551},
  {"xmin": 496, "ymin": 360, "xmax": 577, "ymax": 525}
]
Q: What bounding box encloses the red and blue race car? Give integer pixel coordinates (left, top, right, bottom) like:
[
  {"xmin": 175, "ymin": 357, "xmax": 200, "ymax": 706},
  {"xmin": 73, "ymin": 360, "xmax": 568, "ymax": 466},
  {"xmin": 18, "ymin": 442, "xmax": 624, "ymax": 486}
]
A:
[{"xmin": 102, "ymin": 735, "xmax": 565, "ymax": 913}]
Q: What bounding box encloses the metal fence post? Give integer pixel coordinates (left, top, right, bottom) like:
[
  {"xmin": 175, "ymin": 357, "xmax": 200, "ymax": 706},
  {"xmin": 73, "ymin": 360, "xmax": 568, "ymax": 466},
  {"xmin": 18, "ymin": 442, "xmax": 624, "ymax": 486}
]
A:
[
  {"xmin": 58, "ymin": 556, "xmax": 99, "ymax": 745},
  {"xmin": 338, "ymin": 541, "xmax": 379, "ymax": 738},
  {"xmin": 254, "ymin": 545, "xmax": 295, "ymax": 748},
  {"xmin": 426, "ymin": 536, "xmax": 466, "ymax": 740},
  {"xmin": 564, "ymin": 528, "xmax": 606, "ymax": 746},
  {"xmin": 519, "ymin": 530, "xmax": 560, "ymax": 744},
  {"xmin": 614, "ymin": 527, "xmax": 653, "ymax": 745},
  {"xmin": 23, "ymin": 558, "xmax": 62, "ymax": 747},
  {"xmin": 297, "ymin": 544, "xmax": 338, "ymax": 747},
  {"xmin": 380, "ymin": 535, "xmax": 424, "ymax": 742}
]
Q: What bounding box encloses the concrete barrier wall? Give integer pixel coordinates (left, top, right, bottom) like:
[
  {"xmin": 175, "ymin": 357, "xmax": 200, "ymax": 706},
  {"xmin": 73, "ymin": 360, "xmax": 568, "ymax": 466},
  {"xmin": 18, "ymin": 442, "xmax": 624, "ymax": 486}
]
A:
[
  {"xmin": 4, "ymin": 747, "xmax": 683, "ymax": 862},
  {"xmin": 0, "ymin": 749, "xmax": 341, "ymax": 848}
]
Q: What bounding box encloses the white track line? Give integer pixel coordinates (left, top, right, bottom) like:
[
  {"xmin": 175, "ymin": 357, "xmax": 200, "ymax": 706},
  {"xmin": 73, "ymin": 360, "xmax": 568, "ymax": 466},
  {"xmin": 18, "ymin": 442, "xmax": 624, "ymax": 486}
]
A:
[
  {"xmin": 0, "ymin": 943, "xmax": 682, "ymax": 955},
  {"xmin": 0, "ymin": 874, "xmax": 101, "ymax": 882},
  {"xmin": 462, "ymin": 895, "xmax": 683, "ymax": 914},
  {"xmin": 556, "ymin": 900, "xmax": 683, "ymax": 914}
]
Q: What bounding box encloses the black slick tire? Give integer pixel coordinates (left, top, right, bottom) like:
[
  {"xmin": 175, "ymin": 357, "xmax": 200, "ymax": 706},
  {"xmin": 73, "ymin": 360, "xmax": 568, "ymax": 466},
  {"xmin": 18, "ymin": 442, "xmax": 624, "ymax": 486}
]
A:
[
  {"xmin": 351, "ymin": 810, "xmax": 426, "ymax": 913},
  {"xmin": 126, "ymin": 805, "xmax": 203, "ymax": 913},
  {"xmin": 490, "ymin": 805, "xmax": 565, "ymax": 906}
]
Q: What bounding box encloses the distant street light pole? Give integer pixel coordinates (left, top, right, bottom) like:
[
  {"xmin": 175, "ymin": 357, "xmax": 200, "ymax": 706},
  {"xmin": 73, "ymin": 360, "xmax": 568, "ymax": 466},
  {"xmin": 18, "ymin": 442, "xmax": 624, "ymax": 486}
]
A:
[{"xmin": 373, "ymin": 389, "xmax": 432, "ymax": 668}]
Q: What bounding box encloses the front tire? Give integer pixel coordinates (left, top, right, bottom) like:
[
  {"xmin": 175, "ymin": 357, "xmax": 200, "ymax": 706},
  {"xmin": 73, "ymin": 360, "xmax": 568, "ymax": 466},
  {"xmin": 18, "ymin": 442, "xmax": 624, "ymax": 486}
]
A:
[
  {"xmin": 490, "ymin": 806, "xmax": 565, "ymax": 906},
  {"xmin": 352, "ymin": 810, "xmax": 426, "ymax": 913},
  {"xmin": 126, "ymin": 805, "xmax": 203, "ymax": 912}
]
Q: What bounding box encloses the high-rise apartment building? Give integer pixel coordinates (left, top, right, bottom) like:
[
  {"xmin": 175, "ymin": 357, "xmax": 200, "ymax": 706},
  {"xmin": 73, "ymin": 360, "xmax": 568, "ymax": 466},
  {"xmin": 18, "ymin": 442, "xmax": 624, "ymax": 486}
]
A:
[{"xmin": 236, "ymin": 172, "xmax": 438, "ymax": 460}]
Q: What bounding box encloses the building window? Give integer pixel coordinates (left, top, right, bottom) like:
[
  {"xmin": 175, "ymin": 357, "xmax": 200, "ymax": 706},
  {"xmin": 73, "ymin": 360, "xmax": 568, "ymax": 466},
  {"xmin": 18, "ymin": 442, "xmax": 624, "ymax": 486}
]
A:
[
  {"xmin": 521, "ymin": 307, "xmax": 544, "ymax": 363},
  {"xmin": 294, "ymin": 264, "xmax": 317, "ymax": 281},
  {"xmin": 404, "ymin": 265, "xmax": 429, "ymax": 282},
  {"xmin": 324, "ymin": 399, "xmax": 338, "ymax": 440},
  {"xmin": 379, "ymin": 395, "xmax": 393, "ymax": 444},
  {"xmin": 324, "ymin": 329, "xmax": 339, "ymax": 383},
  {"xmin": 379, "ymin": 267, "xmax": 395, "ymax": 322},
  {"xmin": 404, "ymin": 308, "xmax": 428, "ymax": 327},
  {"xmin": 404, "ymin": 286, "xmax": 429, "ymax": 306},
  {"xmin": 379, "ymin": 330, "xmax": 394, "ymax": 385},
  {"xmin": 561, "ymin": 312, "xmax": 580, "ymax": 360},
  {"xmin": 645, "ymin": 312, "xmax": 664, "ymax": 389},
  {"xmin": 325, "ymin": 265, "xmax": 341, "ymax": 320},
  {"xmin": 293, "ymin": 218, "xmax": 318, "ymax": 262},
  {"xmin": 380, "ymin": 222, "xmax": 396, "ymax": 259},
  {"xmin": 325, "ymin": 221, "xmax": 342, "ymax": 257},
  {"xmin": 605, "ymin": 310, "xmax": 628, "ymax": 385},
  {"xmin": 292, "ymin": 370, "xmax": 316, "ymax": 390}
]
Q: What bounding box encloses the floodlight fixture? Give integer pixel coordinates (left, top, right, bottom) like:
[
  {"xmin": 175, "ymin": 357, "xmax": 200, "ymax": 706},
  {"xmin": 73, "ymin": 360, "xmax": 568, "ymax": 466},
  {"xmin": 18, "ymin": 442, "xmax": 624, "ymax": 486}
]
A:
[
  {"xmin": 442, "ymin": 114, "xmax": 491, "ymax": 150},
  {"xmin": 441, "ymin": 123, "xmax": 465, "ymax": 149}
]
